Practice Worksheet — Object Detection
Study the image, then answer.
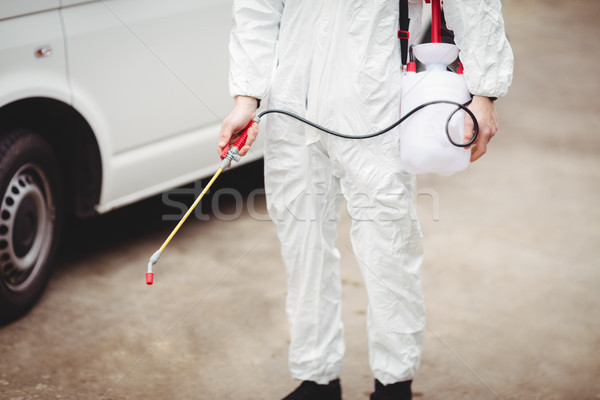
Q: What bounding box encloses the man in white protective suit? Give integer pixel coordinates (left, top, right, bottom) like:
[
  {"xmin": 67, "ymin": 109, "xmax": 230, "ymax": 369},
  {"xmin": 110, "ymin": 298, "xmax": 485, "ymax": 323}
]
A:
[{"xmin": 218, "ymin": 0, "xmax": 513, "ymax": 399}]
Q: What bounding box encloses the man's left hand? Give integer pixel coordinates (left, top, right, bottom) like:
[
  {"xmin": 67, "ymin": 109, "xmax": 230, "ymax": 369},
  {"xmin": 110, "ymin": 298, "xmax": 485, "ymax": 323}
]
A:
[{"xmin": 464, "ymin": 95, "xmax": 499, "ymax": 162}]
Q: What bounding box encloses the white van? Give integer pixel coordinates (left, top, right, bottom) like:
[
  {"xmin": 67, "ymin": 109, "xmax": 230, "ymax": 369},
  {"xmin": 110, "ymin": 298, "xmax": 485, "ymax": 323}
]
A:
[{"xmin": 0, "ymin": 0, "xmax": 261, "ymax": 323}]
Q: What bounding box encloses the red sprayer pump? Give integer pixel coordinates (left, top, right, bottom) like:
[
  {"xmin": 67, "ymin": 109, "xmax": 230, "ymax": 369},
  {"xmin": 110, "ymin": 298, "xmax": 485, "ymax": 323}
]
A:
[
  {"xmin": 399, "ymin": 0, "xmax": 473, "ymax": 175},
  {"xmin": 430, "ymin": 0, "xmax": 442, "ymax": 43}
]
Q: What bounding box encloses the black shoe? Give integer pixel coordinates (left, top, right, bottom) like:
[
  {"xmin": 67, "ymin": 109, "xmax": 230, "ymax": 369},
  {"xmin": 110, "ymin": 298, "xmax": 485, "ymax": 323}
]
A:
[
  {"xmin": 369, "ymin": 379, "xmax": 412, "ymax": 400},
  {"xmin": 281, "ymin": 378, "xmax": 342, "ymax": 400}
]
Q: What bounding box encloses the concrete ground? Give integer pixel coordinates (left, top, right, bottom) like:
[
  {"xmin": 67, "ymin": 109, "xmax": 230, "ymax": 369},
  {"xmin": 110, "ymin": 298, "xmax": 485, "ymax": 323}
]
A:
[{"xmin": 1, "ymin": 0, "xmax": 599, "ymax": 399}]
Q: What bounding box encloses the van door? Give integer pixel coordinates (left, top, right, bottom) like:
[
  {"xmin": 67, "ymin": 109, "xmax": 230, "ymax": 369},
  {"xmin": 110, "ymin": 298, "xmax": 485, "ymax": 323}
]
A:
[{"xmin": 61, "ymin": 0, "xmax": 235, "ymax": 210}]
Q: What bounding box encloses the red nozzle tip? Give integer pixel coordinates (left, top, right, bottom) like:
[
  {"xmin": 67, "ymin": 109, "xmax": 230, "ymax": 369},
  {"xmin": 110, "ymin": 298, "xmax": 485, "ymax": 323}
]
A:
[
  {"xmin": 146, "ymin": 272, "xmax": 154, "ymax": 285},
  {"xmin": 407, "ymin": 62, "xmax": 417, "ymax": 72}
]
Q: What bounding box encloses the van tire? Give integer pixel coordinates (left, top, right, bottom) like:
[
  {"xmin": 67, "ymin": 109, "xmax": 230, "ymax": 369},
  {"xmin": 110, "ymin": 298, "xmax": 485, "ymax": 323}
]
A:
[{"xmin": 0, "ymin": 130, "xmax": 63, "ymax": 325}]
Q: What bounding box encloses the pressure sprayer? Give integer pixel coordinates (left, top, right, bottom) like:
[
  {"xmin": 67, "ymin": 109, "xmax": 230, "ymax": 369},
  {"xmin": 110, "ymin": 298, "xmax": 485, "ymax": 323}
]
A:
[
  {"xmin": 145, "ymin": 0, "xmax": 478, "ymax": 284},
  {"xmin": 399, "ymin": 0, "xmax": 473, "ymax": 175}
]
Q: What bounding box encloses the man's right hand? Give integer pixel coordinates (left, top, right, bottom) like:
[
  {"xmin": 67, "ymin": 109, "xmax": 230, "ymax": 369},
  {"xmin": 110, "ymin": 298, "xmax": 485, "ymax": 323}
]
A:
[{"xmin": 218, "ymin": 95, "xmax": 259, "ymax": 158}]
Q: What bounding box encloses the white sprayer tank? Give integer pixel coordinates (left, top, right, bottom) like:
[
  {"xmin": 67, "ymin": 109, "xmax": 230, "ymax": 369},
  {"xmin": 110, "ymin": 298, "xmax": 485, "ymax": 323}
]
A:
[{"xmin": 400, "ymin": 43, "xmax": 472, "ymax": 175}]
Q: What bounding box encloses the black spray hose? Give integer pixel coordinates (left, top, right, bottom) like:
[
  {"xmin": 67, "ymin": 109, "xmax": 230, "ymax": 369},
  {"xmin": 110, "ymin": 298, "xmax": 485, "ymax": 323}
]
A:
[{"xmin": 256, "ymin": 100, "xmax": 478, "ymax": 147}]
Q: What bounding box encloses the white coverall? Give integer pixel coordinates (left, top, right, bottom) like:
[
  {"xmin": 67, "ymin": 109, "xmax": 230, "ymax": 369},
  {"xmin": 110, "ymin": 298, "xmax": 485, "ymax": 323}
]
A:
[{"xmin": 229, "ymin": 0, "xmax": 513, "ymax": 385}]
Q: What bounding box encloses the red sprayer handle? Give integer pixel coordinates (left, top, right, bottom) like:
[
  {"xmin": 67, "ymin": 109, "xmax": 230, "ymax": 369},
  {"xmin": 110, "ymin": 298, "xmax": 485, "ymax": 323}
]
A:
[{"xmin": 220, "ymin": 120, "xmax": 255, "ymax": 160}]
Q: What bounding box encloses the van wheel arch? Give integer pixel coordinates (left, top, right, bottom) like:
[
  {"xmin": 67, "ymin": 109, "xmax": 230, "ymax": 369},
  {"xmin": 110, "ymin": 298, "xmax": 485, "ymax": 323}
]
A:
[{"xmin": 0, "ymin": 98, "xmax": 102, "ymax": 219}]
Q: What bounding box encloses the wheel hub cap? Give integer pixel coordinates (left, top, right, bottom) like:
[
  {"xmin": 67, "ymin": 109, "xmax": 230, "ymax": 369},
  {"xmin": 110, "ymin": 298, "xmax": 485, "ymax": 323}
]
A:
[{"xmin": 0, "ymin": 165, "xmax": 53, "ymax": 291}]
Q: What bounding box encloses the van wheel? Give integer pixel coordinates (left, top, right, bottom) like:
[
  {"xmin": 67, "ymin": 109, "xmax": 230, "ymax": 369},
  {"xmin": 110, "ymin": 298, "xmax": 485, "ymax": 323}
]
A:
[{"xmin": 0, "ymin": 131, "xmax": 62, "ymax": 325}]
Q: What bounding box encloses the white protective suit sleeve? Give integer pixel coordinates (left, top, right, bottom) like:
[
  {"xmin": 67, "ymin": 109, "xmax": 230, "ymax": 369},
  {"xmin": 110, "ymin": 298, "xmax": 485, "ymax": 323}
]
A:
[
  {"xmin": 443, "ymin": 0, "xmax": 514, "ymax": 97},
  {"xmin": 228, "ymin": 0, "xmax": 284, "ymax": 100}
]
